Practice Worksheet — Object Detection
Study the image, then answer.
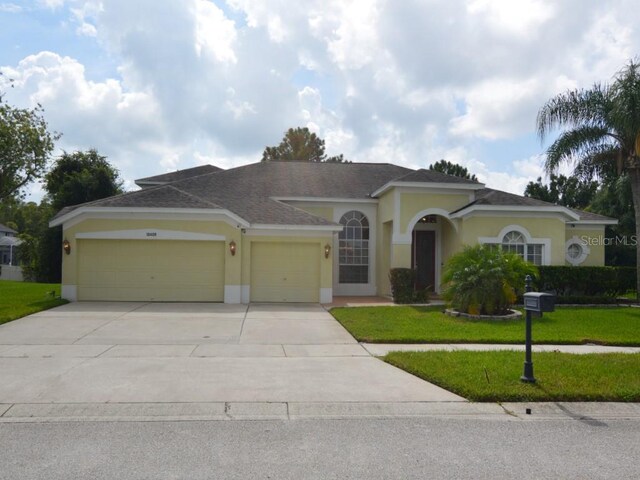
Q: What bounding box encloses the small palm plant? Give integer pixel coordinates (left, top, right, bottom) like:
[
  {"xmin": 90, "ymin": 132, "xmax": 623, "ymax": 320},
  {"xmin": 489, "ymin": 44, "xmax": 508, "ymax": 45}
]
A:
[{"xmin": 442, "ymin": 244, "xmax": 537, "ymax": 316}]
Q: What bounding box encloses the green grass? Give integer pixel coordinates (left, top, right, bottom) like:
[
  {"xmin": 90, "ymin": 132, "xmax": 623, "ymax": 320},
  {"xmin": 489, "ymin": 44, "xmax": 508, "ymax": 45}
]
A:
[
  {"xmin": 0, "ymin": 280, "xmax": 68, "ymax": 325},
  {"xmin": 331, "ymin": 305, "xmax": 640, "ymax": 346},
  {"xmin": 384, "ymin": 350, "xmax": 640, "ymax": 402},
  {"xmin": 619, "ymin": 291, "xmax": 638, "ymax": 300}
]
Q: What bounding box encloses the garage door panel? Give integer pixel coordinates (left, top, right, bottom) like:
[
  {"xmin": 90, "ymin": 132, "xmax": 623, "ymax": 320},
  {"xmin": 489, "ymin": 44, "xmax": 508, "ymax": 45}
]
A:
[
  {"xmin": 78, "ymin": 239, "xmax": 225, "ymax": 302},
  {"xmin": 250, "ymin": 242, "xmax": 320, "ymax": 303}
]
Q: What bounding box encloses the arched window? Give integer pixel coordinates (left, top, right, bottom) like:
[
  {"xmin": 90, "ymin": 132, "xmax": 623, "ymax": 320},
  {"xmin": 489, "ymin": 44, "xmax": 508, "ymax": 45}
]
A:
[
  {"xmin": 502, "ymin": 231, "xmax": 526, "ymax": 256},
  {"xmin": 339, "ymin": 211, "xmax": 369, "ymax": 284},
  {"xmin": 501, "ymin": 230, "xmax": 543, "ymax": 265}
]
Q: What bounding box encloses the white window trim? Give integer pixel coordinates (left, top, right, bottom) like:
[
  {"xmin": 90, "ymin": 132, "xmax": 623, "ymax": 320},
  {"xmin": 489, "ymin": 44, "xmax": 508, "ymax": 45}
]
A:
[
  {"xmin": 565, "ymin": 236, "xmax": 590, "ymax": 266},
  {"xmin": 333, "ymin": 205, "xmax": 377, "ymax": 296},
  {"xmin": 478, "ymin": 225, "xmax": 551, "ymax": 266}
]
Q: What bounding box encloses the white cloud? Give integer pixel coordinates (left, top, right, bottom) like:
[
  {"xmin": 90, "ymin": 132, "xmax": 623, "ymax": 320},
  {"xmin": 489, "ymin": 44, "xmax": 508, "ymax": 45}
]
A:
[
  {"xmin": 0, "ymin": 3, "xmax": 22, "ymax": 13},
  {"xmin": 1, "ymin": 51, "xmax": 167, "ymax": 189},
  {"xmin": 37, "ymin": 0, "xmax": 65, "ymax": 9},
  {"xmin": 455, "ymin": 154, "xmax": 545, "ymax": 195},
  {"xmin": 467, "ymin": 0, "xmax": 554, "ymax": 36},
  {"xmin": 3, "ymin": 0, "xmax": 640, "ymax": 204},
  {"xmin": 70, "ymin": 4, "xmax": 100, "ymax": 37},
  {"xmin": 449, "ymin": 78, "xmax": 543, "ymax": 139},
  {"xmin": 193, "ymin": 0, "xmax": 237, "ymax": 63},
  {"xmin": 266, "ymin": 15, "xmax": 287, "ymax": 43},
  {"xmin": 311, "ymin": 0, "xmax": 381, "ymax": 70}
]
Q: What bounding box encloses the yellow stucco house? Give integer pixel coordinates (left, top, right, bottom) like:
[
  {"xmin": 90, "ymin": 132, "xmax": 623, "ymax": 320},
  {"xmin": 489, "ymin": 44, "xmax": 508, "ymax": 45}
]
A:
[{"xmin": 50, "ymin": 161, "xmax": 616, "ymax": 303}]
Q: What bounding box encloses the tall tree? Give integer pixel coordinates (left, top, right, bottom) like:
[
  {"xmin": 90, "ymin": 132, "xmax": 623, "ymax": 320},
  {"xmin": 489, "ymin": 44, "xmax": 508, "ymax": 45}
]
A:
[
  {"xmin": 261, "ymin": 127, "xmax": 348, "ymax": 163},
  {"xmin": 589, "ymin": 174, "xmax": 636, "ymax": 266},
  {"xmin": 45, "ymin": 149, "xmax": 124, "ymax": 211},
  {"xmin": 428, "ymin": 160, "xmax": 478, "ymax": 181},
  {"xmin": 37, "ymin": 149, "xmax": 124, "ymax": 282},
  {"xmin": 0, "ymin": 87, "xmax": 59, "ymax": 201},
  {"xmin": 524, "ymin": 174, "xmax": 598, "ymax": 210},
  {"xmin": 537, "ymin": 59, "xmax": 640, "ymax": 295}
]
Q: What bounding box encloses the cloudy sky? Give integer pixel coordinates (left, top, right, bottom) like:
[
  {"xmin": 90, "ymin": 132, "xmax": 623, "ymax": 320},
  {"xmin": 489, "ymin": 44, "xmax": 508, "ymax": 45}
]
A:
[{"xmin": 1, "ymin": 0, "xmax": 638, "ymax": 200}]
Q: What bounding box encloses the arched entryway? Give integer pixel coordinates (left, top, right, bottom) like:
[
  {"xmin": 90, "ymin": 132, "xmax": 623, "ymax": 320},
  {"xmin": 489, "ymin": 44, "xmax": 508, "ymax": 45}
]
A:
[{"xmin": 408, "ymin": 210, "xmax": 457, "ymax": 293}]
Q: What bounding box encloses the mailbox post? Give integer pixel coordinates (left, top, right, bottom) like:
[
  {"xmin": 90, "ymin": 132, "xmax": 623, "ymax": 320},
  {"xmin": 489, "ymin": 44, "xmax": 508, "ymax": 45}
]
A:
[{"xmin": 521, "ymin": 275, "xmax": 555, "ymax": 383}]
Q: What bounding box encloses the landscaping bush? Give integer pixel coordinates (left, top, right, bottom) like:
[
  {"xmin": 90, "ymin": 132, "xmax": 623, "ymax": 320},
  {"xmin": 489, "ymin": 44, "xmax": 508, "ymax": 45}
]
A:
[
  {"xmin": 442, "ymin": 245, "xmax": 537, "ymax": 315},
  {"xmin": 389, "ymin": 268, "xmax": 429, "ymax": 304},
  {"xmin": 552, "ymin": 296, "xmax": 620, "ymax": 305},
  {"xmin": 537, "ymin": 266, "xmax": 636, "ymax": 297}
]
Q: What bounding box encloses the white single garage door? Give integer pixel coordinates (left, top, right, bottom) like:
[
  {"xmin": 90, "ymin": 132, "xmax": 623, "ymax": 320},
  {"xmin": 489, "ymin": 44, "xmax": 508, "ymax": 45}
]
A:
[
  {"xmin": 77, "ymin": 239, "xmax": 225, "ymax": 301},
  {"xmin": 250, "ymin": 242, "xmax": 320, "ymax": 303}
]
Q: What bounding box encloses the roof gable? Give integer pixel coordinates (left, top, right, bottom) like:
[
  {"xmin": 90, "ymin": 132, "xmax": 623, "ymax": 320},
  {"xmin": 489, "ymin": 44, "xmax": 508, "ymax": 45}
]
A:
[
  {"xmin": 135, "ymin": 164, "xmax": 223, "ymax": 187},
  {"xmin": 451, "ymin": 188, "xmax": 616, "ymax": 224}
]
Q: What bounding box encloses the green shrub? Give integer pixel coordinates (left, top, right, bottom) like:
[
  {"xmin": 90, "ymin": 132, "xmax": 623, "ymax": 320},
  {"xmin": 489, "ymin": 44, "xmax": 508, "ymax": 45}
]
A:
[
  {"xmin": 389, "ymin": 268, "xmax": 429, "ymax": 304},
  {"xmin": 537, "ymin": 266, "xmax": 636, "ymax": 297},
  {"xmin": 553, "ymin": 296, "xmax": 619, "ymax": 305},
  {"xmin": 442, "ymin": 245, "xmax": 537, "ymax": 315}
]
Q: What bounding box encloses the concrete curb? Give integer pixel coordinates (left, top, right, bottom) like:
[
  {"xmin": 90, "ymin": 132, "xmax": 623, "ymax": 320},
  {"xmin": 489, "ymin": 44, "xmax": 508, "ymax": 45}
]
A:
[
  {"xmin": 1, "ymin": 401, "xmax": 638, "ymax": 423},
  {"xmin": 501, "ymin": 402, "xmax": 640, "ymax": 420},
  {"xmin": 363, "ymin": 343, "xmax": 640, "ymax": 356}
]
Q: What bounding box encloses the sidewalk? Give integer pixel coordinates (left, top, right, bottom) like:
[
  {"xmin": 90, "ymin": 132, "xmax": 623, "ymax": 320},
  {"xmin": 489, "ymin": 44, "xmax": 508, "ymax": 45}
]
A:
[{"xmin": 363, "ymin": 343, "xmax": 640, "ymax": 355}]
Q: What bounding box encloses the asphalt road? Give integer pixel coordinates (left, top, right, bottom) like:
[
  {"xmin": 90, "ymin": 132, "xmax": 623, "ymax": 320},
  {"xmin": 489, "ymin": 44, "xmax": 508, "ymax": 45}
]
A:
[{"xmin": 1, "ymin": 417, "xmax": 638, "ymax": 479}]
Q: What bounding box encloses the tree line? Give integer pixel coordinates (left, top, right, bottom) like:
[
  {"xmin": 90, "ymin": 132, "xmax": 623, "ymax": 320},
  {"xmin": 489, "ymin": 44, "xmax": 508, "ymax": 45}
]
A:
[{"xmin": 0, "ymin": 148, "xmax": 123, "ymax": 282}]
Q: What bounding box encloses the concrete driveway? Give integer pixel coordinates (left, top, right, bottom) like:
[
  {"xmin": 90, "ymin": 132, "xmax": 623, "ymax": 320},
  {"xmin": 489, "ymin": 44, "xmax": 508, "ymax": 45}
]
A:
[{"xmin": 0, "ymin": 302, "xmax": 462, "ymax": 407}]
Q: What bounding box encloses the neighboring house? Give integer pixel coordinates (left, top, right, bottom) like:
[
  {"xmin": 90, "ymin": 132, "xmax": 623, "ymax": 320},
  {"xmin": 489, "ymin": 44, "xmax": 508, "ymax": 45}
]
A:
[
  {"xmin": 49, "ymin": 162, "xmax": 616, "ymax": 303},
  {"xmin": 0, "ymin": 223, "xmax": 23, "ymax": 281}
]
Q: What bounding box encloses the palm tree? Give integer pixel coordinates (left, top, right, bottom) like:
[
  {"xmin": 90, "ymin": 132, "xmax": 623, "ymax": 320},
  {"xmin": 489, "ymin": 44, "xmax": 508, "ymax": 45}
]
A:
[{"xmin": 537, "ymin": 60, "xmax": 640, "ymax": 298}]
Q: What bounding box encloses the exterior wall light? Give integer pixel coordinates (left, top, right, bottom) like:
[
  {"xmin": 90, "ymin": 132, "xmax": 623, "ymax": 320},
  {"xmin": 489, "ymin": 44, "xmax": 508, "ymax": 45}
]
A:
[
  {"xmin": 63, "ymin": 239, "xmax": 71, "ymax": 255},
  {"xmin": 324, "ymin": 243, "xmax": 331, "ymax": 259},
  {"xmin": 229, "ymin": 240, "xmax": 237, "ymax": 256}
]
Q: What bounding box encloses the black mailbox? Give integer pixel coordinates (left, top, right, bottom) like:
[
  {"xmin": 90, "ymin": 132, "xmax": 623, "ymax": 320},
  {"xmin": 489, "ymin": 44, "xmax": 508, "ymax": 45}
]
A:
[{"xmin": 523, "ymin": 292, "xmax": 555, "ymax": 313}]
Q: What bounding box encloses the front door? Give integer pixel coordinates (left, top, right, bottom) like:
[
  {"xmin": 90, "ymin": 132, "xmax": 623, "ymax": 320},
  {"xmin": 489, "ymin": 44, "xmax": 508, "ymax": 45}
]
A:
[{"xmin": 413, "ymin": 230, "xmax": 436, "ymax": 291}]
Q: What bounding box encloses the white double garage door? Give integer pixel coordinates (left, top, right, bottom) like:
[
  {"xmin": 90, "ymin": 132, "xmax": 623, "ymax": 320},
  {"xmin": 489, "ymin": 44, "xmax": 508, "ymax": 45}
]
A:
[{"xmin": 77, "ymin": 239, "xmax": 320, "ymax": 303}]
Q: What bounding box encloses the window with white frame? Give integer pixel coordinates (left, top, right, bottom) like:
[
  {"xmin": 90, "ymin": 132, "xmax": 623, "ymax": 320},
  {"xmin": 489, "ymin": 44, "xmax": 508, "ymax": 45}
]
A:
[
  {"xmin": 339, "ymin": 211, "xmax": 369, "ymax": 283},
  {"xmin": 565, "ymin": 236, "xmax": 589, "ymax": 265},
  {"xmin": 501, "ymin": 231, "xmax": 544, "ymax": 265}
]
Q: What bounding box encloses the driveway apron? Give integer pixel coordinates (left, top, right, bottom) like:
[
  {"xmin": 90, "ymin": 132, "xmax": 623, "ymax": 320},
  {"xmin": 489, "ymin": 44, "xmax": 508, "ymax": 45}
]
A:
[{"xmin": 0, "ymin": 302, "xmax": 462, "ymax": 404}]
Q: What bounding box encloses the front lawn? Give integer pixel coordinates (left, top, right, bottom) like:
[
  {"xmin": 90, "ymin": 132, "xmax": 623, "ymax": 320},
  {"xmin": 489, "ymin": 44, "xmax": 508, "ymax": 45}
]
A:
[
  {"xmin": 331, "ymin": 305, "xmax": 640, "ymax": 346},
  {"xmin": 384, "ymin": 350, "xmax": 640, "ymax": 402},
  {"xmin": 0, "ymin": 280, "xmax": 67, "ymax": 325}
]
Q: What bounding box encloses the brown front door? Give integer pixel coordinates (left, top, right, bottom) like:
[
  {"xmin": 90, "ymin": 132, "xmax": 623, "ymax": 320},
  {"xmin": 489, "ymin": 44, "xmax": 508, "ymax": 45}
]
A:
[{"xmin": 413, "ymin": 230, "xmax": 436, "ymax": 291}]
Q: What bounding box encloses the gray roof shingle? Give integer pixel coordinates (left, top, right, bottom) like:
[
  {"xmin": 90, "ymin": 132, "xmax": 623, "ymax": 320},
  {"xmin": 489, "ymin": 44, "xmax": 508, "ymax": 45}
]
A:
[
  {"xmin": 52, "ymin": 162, "xmax": 616, "ymax": 226},
  {"xmin": 0, "ymin": 223, "xmax": 17, "ymax": 234},
  {"xmin": 166, "ymin": 161, "xmax": 413, "ymax": 225},
  {"xmin": 135, "ymin": 164, "xmax": 222, "ymax": 186},
  {"xmin": 568, "ymin": 209, "xmax": 617, "ymax": 222},
  {"xmin": 394, "ymin": 169, "xmax": 481, "ymax": 185},
  {"xmin": 55, "ymin": 162, "xmax": 413, "ymax": 225},
  {"xmin": 470, "ymin": 188, "xmax": 556, "ymax": 208},
  {"xmin": 453, "ymin": 188, "xmax": 616, "ymax": 223}
]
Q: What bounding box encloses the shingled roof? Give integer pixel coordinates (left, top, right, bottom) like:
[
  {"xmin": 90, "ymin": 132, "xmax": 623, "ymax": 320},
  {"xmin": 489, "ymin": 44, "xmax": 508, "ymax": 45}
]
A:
[
  {"xmin": 470, "ymin": 188, "xmax": 557, "ymax": 208},
  {"xmin": 452, "ymin": 188, "xmax": 616, "ymax": 223},
  {"xmin": 393, "ymin": 168, "xmax": 481, "ymax": 185},
  {"xmin": 52, "ymin": 162, "xmax": 616, "ymax": 226},
  {"xmin": 0, "ymin": 223, "xmax": 17, "ymax": 234},
  {"xmin": 135, "ymin": 164, "xmax": 222, "ymax": 187},
  {"xmin": 53, "ymin": 162, "xmax": 414, "ymax": 226}
]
